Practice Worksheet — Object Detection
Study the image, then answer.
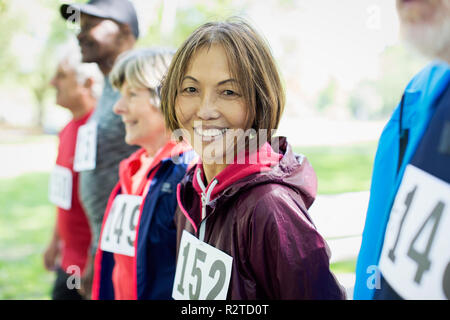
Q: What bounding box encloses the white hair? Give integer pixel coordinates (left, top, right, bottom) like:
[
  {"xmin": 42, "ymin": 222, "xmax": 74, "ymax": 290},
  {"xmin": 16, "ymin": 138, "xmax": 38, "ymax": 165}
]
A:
[
  {"xmin": 60, "ymin": 49, "xmax": 104, "ymax": 100},
  {"xmin": 400, "ymin": 0, "xmax": 450, "ymax": 62}
]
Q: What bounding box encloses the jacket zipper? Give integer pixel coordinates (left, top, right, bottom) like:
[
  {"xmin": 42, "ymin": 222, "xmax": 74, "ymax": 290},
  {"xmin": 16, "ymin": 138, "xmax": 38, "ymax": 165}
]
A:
[{"xmin": 196, "ymin": 168, "xmax": 218, "ymax": 242}]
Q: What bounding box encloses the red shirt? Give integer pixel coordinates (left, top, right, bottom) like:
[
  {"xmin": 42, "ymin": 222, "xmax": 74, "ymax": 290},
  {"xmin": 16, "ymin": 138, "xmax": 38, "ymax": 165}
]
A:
[
  {"xmin": 56, "ymin": 111, "xmax": 93, "ymax": 274},
  {"xmin": 111, "ymin": 141, "xmax": 180, "ymax": 300}
]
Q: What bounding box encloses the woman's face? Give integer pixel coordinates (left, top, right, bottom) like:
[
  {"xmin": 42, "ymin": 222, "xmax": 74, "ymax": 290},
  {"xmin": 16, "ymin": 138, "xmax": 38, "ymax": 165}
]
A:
[
  {"xmin": 175, "ymin": 44, "xmax": 249, "ymax": 164},
  {"xmin": 113, "ymin": 81, "xmax": 165, "ymax": 148}
]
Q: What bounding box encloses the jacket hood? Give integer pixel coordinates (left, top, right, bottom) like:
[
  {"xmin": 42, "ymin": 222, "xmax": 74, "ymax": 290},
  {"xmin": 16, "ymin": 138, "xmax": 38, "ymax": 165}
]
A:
[
  {"xmin": 178, "ymin": 136, "xmax": 317, "ymax": 217},
  {"xmin": 191, "ymin": 141, "xmax": 283, "ymax": 202}
]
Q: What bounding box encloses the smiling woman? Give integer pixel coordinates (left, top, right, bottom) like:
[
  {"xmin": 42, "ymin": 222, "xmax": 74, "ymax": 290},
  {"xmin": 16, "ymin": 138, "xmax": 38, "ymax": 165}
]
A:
[
  {"xmin": 161, "ymin": 19, "xmax": 285, "ymax": 181},
  {"xmin": 160, "ymin": 18, "xmax": 346, "ymax": 300},
  {"xmin": 175, "ymin": 45, "xmax": 249, "ymax": 172}
]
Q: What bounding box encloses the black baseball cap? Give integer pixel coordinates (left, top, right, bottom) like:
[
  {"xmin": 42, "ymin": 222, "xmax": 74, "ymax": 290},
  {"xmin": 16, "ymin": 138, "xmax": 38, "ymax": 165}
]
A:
[{"xmin": 60, "ymin": 0, "xmax": 140, "ymax": 39}]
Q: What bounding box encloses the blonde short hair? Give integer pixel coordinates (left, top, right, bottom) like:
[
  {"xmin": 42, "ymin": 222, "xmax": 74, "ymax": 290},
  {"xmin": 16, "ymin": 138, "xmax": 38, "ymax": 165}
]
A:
[
  {"xmin": 110, "ymin": 47, "xmax": 174, "ymax": 107},
  {"xmin": 160, "ymin": 18, "xmax": 285, "ymax": 141}
]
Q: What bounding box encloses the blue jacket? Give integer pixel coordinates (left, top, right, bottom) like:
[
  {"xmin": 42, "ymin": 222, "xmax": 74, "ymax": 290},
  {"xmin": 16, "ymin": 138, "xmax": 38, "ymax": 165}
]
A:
[
  {"xmin": 93, "ymin": 150, "xmax": 196, "ymax": 300},
  {"xmin": 354, "ymin": 62, "xmax": 450, "ymax": 300}
]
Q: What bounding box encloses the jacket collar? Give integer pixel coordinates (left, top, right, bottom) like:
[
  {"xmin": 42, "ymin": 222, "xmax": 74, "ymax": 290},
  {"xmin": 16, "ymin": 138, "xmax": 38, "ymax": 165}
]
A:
[{"xmin": 177, "ymin": 136, "xmax": 317, "ymax": 224}]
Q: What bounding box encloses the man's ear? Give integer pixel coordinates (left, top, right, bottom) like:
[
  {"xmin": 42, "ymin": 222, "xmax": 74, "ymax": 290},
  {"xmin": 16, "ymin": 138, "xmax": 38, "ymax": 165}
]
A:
[
  {"xmin": 119, "ymin": 23, "xmax": 134, "ymax": 40},
  {"xmin": 83, "ymin": 77, "xmax": 94, "ymax": 94},
  {"xmin": 83, "ymin": 77, "xmax": 93, "ymax": 89},
  {"xmin": 118, "ymin": 23, "xmax": 136, "ymax": 49}
]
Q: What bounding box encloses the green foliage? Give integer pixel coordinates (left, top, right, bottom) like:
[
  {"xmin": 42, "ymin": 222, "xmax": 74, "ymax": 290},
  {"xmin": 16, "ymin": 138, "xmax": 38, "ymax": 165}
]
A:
[
  {"xmin": 317, "ymin": 77, "xmax": 338, "ymax": 111},
  {"xmin": 1, "ymin": 0, "xmax": 249, "ymax": 128},
  {"xmin": 0, "ymin": 0, "xmax": 7, "ymax": 14},
  {"xmin": 0, "ymin": 0, "xmax": 76, "ymax": 127},
  {"xmin": 138, "ymin": 0, "xmax": 245, "ymax": 49},
  {"xmin": 374, "ymin": 46, "xmax": 425, "ymax": 116},
  {"xmin": 347, "ymin": 45, "xmax": 426, "ymax": 120},
  {"xmin": 0, "ymin": 1, "xmax": 23, "ymax": 79}
]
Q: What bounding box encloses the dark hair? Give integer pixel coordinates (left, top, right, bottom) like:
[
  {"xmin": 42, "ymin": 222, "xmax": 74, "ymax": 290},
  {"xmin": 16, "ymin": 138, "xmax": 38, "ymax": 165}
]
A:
[{"xmin": 160, "ymin": 18, "xmax": 285, "ymax": 141}]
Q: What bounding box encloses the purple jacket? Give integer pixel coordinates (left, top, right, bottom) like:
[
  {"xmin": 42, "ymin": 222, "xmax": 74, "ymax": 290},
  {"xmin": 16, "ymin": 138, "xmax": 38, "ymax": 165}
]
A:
[{"xmin": 175, "ymin": 137, "xmax": 346, "ymax": 300}]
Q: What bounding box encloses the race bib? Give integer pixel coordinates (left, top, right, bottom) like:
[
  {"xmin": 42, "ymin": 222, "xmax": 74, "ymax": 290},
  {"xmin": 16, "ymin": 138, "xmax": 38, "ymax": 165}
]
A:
[
  {"xmin": 379, "ymin": 164, "xmax": 450, "ymax": 300},
  {"xmin": 99, "ymin": 194, "xmax": 142, "ymax": 257},
  {"xmin": 73, "ymin": 121, "xmax": 97, "ymax": 172},
  {"xmin": 172, "ymin": 230, "xmax": 233, "ymax": 300},
  {"xmin": 48, "ymin": 165, "xmax": 72, "ymax": 210}
]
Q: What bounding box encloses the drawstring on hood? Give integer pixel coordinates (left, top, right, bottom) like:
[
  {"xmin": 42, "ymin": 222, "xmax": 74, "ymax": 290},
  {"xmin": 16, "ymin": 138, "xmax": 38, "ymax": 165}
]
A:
[
  {"xmin": 195, "ymin": 169, "xmax": 219, "ymax": 242},
  {"xmin": 176, "ymin": 137, "xmax": 318, "ymax": 242},
  {"xmin": 177, "ymin": 141, "xmax": 284, "ymax": 240}
]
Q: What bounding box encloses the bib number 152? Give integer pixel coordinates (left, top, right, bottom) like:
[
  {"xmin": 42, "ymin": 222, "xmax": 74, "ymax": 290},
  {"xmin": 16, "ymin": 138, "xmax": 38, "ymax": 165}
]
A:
[{"xmin": 172, "ymin": 230, "xmax": 232, "ymax": 300}]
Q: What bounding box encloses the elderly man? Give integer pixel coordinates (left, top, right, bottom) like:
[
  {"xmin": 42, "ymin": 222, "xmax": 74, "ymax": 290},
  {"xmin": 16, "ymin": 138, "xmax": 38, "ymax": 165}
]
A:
[
  {"xmin": 58, "ymin": 0, "xmax": 140, "ymax": 298},
  {"xmin": 355, "ymin": 0, "xmax": 450, "ymax": 300},
  {"xmin": 44, "ymin": 51, "xmax": 103, "ymax": 300}
]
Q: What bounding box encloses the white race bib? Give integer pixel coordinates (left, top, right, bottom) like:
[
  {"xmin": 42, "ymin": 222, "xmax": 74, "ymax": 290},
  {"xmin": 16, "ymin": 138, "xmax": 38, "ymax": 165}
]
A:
[
  {"xmin": 379, "ymin": 164, "xmax": 450, "ymax": 300},
  {"xmin": 99, "ymin": 194, "xmax": 142, "ymax": 257},
  {"xmin": 48, "ymin": 165, "xmax": 73, "ymax": 210},
  {"xmin": 73, "ymin": 122, "xmax": 97, "ymax": 172},
  {"xmin": 172, "ymin": 230, "xmax": 233, "ymax": 300}
]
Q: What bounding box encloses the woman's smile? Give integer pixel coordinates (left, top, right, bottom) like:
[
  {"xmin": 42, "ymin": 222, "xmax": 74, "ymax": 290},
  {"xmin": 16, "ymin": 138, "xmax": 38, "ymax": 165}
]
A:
[{"xmin": 193, "ymin": 126, "xmax": 229, "ymax": 141}]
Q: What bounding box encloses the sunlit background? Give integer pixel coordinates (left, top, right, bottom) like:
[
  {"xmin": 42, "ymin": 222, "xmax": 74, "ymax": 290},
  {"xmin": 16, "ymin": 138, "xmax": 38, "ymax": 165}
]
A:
[{"xmin": 0, "ymin": 0, "xmax": 429, "ymax": 299}]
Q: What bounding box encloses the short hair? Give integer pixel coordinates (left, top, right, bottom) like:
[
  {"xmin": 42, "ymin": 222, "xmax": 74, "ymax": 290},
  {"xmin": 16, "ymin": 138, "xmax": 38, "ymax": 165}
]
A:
[
  {"xmin": 110, "ymin": 48, "xmax": 175, "ymax": 108},
  {"xmin": 160, "ymin": 18, "xmax": 285, "ymax": 141},
  {"xmin": 61, "ymin": 49, "xmax": 103, "ymax": 100}
]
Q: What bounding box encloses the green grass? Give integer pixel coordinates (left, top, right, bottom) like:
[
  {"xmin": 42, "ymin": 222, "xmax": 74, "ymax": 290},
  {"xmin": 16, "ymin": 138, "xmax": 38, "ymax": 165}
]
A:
[
  {"xmin": 330, "ymin": 259, "xmax": 357, "ymax": 274},
  {"xmin": 0, "ymin": 172, "xmax": 54, "ymax": 300},
  {"xmin": 294, "ymin": 142, "xmax": 377, "ymax": 194}
]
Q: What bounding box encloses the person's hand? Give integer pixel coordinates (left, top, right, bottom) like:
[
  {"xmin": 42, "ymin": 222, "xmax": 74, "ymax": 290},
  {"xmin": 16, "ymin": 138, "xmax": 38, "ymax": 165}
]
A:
[
  {"xmin": 43, "ymin": 239, "xmax": 60, "ymax": 271},
  {"xmin": 78, "ymin": 253, "xmax": 94, "ymax": 299}
]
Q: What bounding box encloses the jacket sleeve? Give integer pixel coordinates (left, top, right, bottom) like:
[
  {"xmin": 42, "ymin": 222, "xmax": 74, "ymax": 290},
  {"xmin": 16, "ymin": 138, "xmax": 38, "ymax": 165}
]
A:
[{"xmin": 246, "ymin": 187, "xmax": 346, "ymax": 299}]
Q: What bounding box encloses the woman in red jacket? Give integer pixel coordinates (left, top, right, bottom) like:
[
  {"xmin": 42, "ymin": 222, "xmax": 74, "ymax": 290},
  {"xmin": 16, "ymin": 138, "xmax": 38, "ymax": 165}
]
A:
[
  {"xmin": 92, "ymin": 48, "xmax": 194, "ymax": 300},
  {"xmin": 160, "ymin": 19, "xmax": 346, "ymax": 300}
]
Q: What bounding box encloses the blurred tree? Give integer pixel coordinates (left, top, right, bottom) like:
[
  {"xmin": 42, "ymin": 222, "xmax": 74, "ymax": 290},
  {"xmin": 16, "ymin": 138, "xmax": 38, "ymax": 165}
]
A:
[
  {"xmin": 0, "ymin": 0, "xmax": 23, "ymax": 81},
  {"xmin": 138, "ymin": 0, "xmax": 244, "ymax": 49},
  {"xmin": 347, "ymin": 45, "xmax": 425, "ymax": 120},
  {"xmin": 316, "ymin": 77, "xmax": 338, "ymax": 111},
  {"xmin": 0, "ymin": 0, "xmax": 6, "ymax": 13},
  {"xmin": 374, "ymin": 45, "xmax": 425, "ymax": 116},
  {"xmin": 0, "ymin": 0, "xmax": 74, "ymax": 129},
  {"xmin": 20, "ymin": 1, "xmax": 72, "ymax": 129},
  {"xmin": 348, "ymin": 81, "xmax": 383, "ymax": 120},
  {"xmin": 1, "ymin": 0, "xmax": 243, "ymax": 129}
]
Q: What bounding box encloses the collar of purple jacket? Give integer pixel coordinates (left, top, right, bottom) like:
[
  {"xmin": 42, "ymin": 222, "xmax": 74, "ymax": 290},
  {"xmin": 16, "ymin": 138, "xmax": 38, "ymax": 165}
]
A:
[{"xmin": 176, "ymin": 136, "xmax": 318, "ymax": 233}]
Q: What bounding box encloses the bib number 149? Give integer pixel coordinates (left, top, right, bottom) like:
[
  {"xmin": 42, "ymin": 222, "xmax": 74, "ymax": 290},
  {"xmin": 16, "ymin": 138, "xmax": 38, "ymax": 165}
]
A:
[
  {"xmin": 172, "ymin": 230, "xmax": 232, "ymax": 300},
  {"xmin": 99, "ymin": 194, "xmax": 142, "ymax": 257}
]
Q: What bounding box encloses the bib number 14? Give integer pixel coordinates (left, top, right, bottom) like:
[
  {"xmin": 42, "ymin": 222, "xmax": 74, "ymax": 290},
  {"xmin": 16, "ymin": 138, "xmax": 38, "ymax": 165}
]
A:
[
  {"xmin": 100, "ymin": 194, "xmax": 142, "ymax": 257},
  {"xmin": 379, "ymin": 165, "xmax": 450, "ymax": 299},
  {"xmin": 172, "ymin": 230, "xmax": 232, "ymax": 300}
]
